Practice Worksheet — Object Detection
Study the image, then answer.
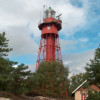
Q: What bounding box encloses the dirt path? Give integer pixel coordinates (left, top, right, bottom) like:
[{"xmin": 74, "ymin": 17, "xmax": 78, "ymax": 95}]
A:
[{"xmin": 0, "ymin": 92, "xmax": 71, "ymax": 100}]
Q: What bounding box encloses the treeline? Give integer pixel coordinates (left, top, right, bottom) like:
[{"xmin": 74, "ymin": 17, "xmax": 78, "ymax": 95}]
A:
[{"xmin": 0, "ymin": 32, "xmax": 100, "ymax": 99}]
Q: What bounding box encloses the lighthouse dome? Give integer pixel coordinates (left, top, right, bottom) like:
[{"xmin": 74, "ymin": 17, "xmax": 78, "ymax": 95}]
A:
[{"xmin": 44, "ymin": 7, "xmax": 56, "ymax": 18}]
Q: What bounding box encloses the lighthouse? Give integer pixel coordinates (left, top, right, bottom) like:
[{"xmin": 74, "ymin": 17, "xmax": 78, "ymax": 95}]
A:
[{"xmin": 36, "ymin": 7, "xmax": 62, "ymax": 69}]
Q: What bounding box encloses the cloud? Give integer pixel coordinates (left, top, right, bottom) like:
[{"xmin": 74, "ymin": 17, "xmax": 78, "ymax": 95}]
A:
[
  {"xmin": 0, "ymin": 0, "xmax": 90, "ymax": 57},
  {"xmin": 27, "ymin": 49, "xmax": 95, "ymax": 76},
  {"xmin": 12, "ymin": 65, "xmax": 18, "ymax": 68},
  {"xmin": 79, "ymin": 38, "xmax": 89, "ymax": 42},
  {"xmin": 63, "ymin": 49, "xmax": 95, "ymax": 76},
  {"xmin": 80, "ymin": 44, "xmax": 87, "ymax": 48},
  {"xmin": 0, "ymin": 0, "xmax": 96, "ymax": 76},
  {"xmin": 54, "ymin": 1, "xmax": 88, "ymax": 36},
  {"xmin": 28, "ymin": 63, "xmax": 36, "ymax": 72},
  {"xmin": 60, "ymin": 39, "xmax": 77, "ymax": 51},
  {"xmin": 4, "ymin": 25, "xmax": 39, "ymax": 56}
]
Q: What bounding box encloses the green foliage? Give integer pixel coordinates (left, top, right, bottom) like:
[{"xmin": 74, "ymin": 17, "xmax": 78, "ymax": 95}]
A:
[
  {"xmin": 26, "ymin": 72, "xmax": 41, "ymax": 91},
  {"xmin": 70, "ymin": 73, "xmax": 87, "ymax": 92},
  {"xmin": 8, "ymin": 64, "xmax": 31, "ymax": 94},
  {"xmin": 34, "ymin": 61, "xmax": 70, "ymax": 98},
  {"xmin": 0, "ymin": 32, "xmax": 70, "ymax": 97},
  {"xmin": 0, "ymin": 58, "xmax": 14, "ymax": 91},
  {"xmin": 85, "ymin": 46, "xmax": 100, "ymax": 87},
  {"xmin": 86, "ymin": 88, "xmax": 100, "ymax": 100},
  {"xmin": 0, "ymin": 32, "xmax": 12, "ymax": 57},
  {"xmin": 0, "ymin": 32, "xmax": 17, "ymax": 91},
  {"xmin": 0, "ymin": 32, "xmax": 31, "ymax": 95}
]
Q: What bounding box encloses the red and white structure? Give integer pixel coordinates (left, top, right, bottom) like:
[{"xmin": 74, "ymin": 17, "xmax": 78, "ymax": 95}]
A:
[{"xmin": 36, "ymin": 7, "xmax": 62, "ymax": 69}]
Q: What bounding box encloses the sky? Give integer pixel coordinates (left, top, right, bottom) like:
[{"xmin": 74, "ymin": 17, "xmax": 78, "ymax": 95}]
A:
[{"xmin": 0, "ymin": 0, "xmax": 100, "ymax": 76}]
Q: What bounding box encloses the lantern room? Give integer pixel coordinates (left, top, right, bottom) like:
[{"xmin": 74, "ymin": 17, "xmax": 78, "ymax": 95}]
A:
[{"xmin": 44, "ymin": 7, "xmax": 56, "ymax": 19}]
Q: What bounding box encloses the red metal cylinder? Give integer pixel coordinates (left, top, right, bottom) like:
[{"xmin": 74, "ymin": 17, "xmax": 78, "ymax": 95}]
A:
[{"xmin": 46, "ymin": 34, "xmax": 55, "ymax": 61}]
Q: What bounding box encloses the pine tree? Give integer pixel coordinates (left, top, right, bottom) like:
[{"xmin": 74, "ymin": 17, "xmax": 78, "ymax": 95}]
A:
[
  {"xmin": 70, "ymin": 73, "xmax": 87, "ymax": 92},
  {"xmin": 0, "ymin": 32, "xmax": 12, "ymax": 57},
  {"xmin": 9, "ymin": 64, "xmax": 31, "ymax": 94},
  {"xmin": 35, "ymin": 61, "xmax": 70, "ymax": 98},
  {"xmin": 0, "ymin": 32, "xmax": 17, "ymax": 91},
  {"xmin": 0, "ymin": 32, "xmax": 32, "ymax": 94},
  {"xmin": 85, "ymin": 46, "xmax": 100, "ymax": 87}
]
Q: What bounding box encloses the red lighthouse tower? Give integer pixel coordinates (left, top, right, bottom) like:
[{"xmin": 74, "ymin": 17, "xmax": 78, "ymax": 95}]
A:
[{"xmin": 36, "ymin": 7, "xmax": 62, "ymax": 69}]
